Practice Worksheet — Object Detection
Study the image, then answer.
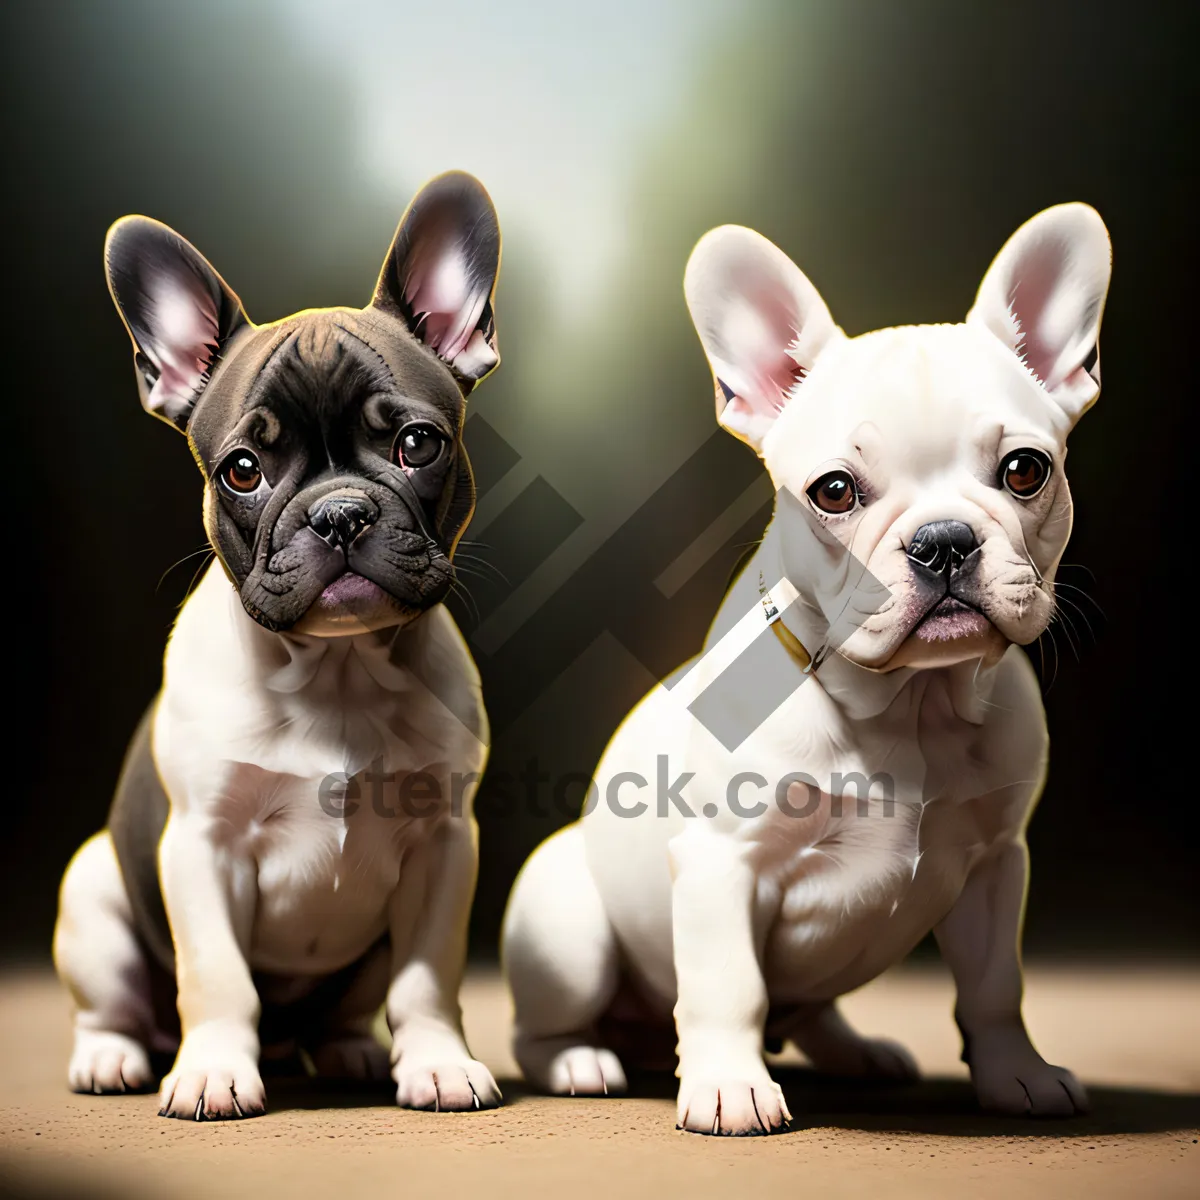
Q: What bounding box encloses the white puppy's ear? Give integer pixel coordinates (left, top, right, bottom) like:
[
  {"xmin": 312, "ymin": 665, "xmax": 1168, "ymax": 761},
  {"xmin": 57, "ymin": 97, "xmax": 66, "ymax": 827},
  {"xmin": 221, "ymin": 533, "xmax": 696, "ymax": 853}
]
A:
[
  {"xmin": 105, "ymin": 217, "xmax": 251, "ymax": 432},
  {"xmin": 685, "ymin": 226, "xmax": 841, "ymax": 450},
  {"xmin": 968, "ymin": 203, "xmax": 1112, "ymax": 423}
]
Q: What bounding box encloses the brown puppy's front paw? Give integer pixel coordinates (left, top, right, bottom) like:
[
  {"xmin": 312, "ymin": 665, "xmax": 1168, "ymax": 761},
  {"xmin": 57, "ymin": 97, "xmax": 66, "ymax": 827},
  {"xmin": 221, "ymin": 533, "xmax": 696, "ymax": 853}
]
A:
[
  {"xmin": 968, "ymin": 1029, "xmax": 1088, "ymax": 1117},
  {"xmin": 394, "ymin": 1057, "xmax": 502, "ymax": 1111},
  {"xmin": 676, "ymin": 1073, "xmax": 791, "ymax": 1136},
  {"xmin": 68, "ymin": 1030, "xmax": 154, "ymax": 1095},
  {"xmin": 158, "ymin": 1028, "xmax": 265, "ymax": 1120},
  {"xmin": 159, "ymin": 1059, "xmax": 266, "ymax": 1120}
]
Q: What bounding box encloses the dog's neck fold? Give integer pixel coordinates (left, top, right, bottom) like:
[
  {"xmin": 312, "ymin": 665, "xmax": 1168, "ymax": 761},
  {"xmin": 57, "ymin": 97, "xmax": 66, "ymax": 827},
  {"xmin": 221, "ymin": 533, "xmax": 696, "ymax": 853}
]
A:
[{"xmin": 193, "ymin": 565, "xmax": 433, "ymax": 701}]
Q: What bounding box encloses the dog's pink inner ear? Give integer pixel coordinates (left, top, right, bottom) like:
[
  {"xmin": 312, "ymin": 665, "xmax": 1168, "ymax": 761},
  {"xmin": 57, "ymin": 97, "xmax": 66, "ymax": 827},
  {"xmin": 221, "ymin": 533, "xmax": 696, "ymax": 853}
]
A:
[
  {"xmin": 1001, "ymin": 239, "xmax": 1099, "ymax": 391},
  {"xmin": 685, "ymin": 226, "xmax": 840, "ymax": 450},
  {"xmin": 142, "ymin": 270, "xmax": 221, "ymax": 422},
  {"xmin": 969, "ymin": 204, "xmax": 1111, "ymax": 421},
  {"xmin": 717, "ymin": 282, "xmax": 811, "ymax": 413},
  {"xmin": 402, "ymin": 241, "xmax": 494, "ymax": 374},
  {"xmin": 374, "ymin": 173, "xmax": 501, "ymax": 387}
]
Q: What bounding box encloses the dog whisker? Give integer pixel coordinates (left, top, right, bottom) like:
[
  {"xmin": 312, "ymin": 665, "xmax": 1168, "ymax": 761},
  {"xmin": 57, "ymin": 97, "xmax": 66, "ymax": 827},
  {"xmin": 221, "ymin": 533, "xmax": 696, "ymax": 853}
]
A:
[
  {"xmin": 180, "ymin": 550, "xmax": 217, "ymax": 607},
  {"xmin": 447, "ymin": 578, "xmax": 481, "ymax": 629},
  {"xmin": 1052, "ymin": 592, "xmax": 1100, "ymax": 645},
  {"xmin": 453, "ymin": 553, "xmax": 510, "ymax": 585},
  {"xmin": 157, "ymin": 545, "xmax": 215, "ymax": 592}
]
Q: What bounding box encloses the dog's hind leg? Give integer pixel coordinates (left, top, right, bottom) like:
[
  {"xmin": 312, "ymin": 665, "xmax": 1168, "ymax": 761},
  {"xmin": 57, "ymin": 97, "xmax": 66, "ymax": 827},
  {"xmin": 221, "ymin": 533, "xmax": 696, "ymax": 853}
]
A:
[
  {"xmin": 502, "ymin": 824, "xmax": 627, "ymax": 1096},
  {"xmin": 784, "ymin": 1000, "xmax": 919, "ymax": 1081},
  {"xmin": 53, "ymin": 831, "xmax": 156, "ymax": 1093},
  {"xmin": 304, "ymin": 940, "xmax": 393, "ymax": 1083}
]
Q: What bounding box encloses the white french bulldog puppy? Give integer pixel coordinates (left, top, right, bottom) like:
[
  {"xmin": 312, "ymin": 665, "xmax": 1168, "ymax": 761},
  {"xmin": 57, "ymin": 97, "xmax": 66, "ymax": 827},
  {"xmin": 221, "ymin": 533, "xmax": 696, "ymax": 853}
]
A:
[
  {"xmin": 54, "ymin": 173, "xmax": 503, "ymax": 1119},
  {"xmin": 503, "ymin": 204, "xmax": 1111, "ymax": 1134}
]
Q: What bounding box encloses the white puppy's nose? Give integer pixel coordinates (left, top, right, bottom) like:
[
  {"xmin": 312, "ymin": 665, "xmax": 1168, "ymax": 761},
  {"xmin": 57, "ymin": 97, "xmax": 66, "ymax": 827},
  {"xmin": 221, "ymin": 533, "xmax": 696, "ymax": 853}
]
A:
[{"xmin": 906, "ymin": 520, "xmax": 977, "ymax": 576}]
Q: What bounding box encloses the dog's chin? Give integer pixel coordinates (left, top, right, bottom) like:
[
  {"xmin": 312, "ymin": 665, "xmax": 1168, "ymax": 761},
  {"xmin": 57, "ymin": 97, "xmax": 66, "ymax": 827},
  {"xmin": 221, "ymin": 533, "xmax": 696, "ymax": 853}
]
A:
[
  {"xmin": 839, "ymin": 598, "xmax": 1010, "ymax": 672},
  {"xmin": 291, "ymin": 572, "xmax": 418, "ymax": 637},
  {"xmin": 884, "ymin": 598, "xmax": 1009, "ymax": 670}
]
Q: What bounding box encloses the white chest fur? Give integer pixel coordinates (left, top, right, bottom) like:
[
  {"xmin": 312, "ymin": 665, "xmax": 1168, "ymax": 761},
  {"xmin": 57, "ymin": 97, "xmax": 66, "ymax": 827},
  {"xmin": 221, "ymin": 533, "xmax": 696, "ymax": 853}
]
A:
[
  {"xmin": 152, "ymin": 566, "xmax": 488, "ymax": 975},
  {"xmin": 583, "ymin": 627, "xmax": 1046, "ymax": 1008}
]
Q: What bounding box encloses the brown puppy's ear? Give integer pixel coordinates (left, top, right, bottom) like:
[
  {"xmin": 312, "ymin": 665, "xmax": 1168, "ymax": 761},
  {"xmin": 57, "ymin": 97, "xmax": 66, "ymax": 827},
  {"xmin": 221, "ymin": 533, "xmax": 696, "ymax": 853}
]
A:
[
  {"xmin": 372, "ymin": 171, "xmax": 501, "ymax": 392},
  {"xmin": 105, "ymin": 217, "xmax": 250, "ymax": 432}
]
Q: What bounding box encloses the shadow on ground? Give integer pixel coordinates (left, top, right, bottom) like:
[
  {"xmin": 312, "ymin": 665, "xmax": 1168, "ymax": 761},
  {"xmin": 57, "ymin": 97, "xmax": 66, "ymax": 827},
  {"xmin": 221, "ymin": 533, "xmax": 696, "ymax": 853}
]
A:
[
  {"xmin": 249, "ymin": 1066, "xmax": 1200, "ymax": 1139},
  {"xmin": 627, "ymin": 1067, "xmax": 1200, "ymax": 1138}
]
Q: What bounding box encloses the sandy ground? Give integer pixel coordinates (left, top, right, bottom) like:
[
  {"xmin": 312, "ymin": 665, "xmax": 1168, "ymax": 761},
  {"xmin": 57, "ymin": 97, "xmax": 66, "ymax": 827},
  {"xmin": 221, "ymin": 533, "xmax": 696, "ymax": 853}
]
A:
[{"xmin": 0, "ymin": 965, "xmax": 1196, "ymax": 1200}]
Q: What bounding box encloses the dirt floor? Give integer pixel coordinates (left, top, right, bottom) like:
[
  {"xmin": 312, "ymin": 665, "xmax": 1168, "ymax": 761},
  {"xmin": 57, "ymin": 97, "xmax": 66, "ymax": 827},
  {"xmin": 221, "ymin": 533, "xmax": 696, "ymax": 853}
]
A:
[{"xmin": 0, "ymin": 965, "xmax": 1196, "ymax": 1200}]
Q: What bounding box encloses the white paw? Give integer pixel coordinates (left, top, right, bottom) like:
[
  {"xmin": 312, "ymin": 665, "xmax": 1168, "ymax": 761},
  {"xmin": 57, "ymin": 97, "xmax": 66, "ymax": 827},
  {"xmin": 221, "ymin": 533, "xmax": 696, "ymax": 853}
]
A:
[
  {"xmin": 309, "ymin": 1033, "xmax": 391, "ymax": 1082},
  {"xmin": 967, "ymin": 1028, "xmax": 1088, "ymax": 1117},
  {"xmin": 676, "ymin": 1072, "xmax": 791, "ymax": 1136},
  {"xmin": 159, "ymin": 1026, "xmax": 265, "ymax": 1120},
  {"xmin": 394, "ymin": 1056, "xmax": 502, "ymax": 1111},
  {"xmin": 68, "ymin": 1029, "xmax": 153, "ymax": 1094},
  {"xmin": 514, "ymin": 1034, "xmax": 628, "ymax": 1096},
  {"xmin": 547, "ymin": 1045, "xmax": 628, "ymax": 1097}
]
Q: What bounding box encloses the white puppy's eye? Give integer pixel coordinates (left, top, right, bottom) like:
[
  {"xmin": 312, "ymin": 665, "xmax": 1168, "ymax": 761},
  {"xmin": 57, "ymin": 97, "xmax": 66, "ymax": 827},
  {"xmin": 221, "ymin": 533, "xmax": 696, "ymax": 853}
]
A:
[
  {"xmin": 218, "ymin": 449, "xmax": 263, "ymax": 495},
  {"xmin": 806, "ymin": 470, "xmax": 859, "ymax": 515},
  {"xmin": 999, "ymin": 448, "xmax": 1052, "ymax": 499}
]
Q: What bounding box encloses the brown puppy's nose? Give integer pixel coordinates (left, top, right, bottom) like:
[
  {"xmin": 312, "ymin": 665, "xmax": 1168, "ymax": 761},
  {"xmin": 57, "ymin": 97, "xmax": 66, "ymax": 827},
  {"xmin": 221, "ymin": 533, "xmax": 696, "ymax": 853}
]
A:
[
  {"xmin": 309, "ymin": 493, "xmax": 378, "ymax": 549},
  {"xmin": 906, "ymin": 520, "xmax": 977, "ymax": 577}
]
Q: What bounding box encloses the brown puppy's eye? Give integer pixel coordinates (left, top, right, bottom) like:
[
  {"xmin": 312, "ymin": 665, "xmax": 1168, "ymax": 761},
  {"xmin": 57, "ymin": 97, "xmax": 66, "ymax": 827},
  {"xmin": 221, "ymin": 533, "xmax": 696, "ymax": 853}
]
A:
[
  {"xmin": 394, "ymin": 422, "xmax": 445, "ymax": 470},
  {"xmin": 221, "ymin": 451, "xmax": 263, "ymax": 494},
  {"xmin": 806, "ymin": 470, "xmax": 859, "ymax": 515},
  {"xmin": 999, "ymin": 448, "xmax": 1052, "ymax": 499}
]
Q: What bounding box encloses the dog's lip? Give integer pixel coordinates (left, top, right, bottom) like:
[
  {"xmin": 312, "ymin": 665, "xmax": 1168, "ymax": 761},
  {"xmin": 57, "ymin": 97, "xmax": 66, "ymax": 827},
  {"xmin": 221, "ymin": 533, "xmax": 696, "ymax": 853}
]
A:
[
  {"xmin": 909, "ymin": 595, "xmax": 993, "ymax": 643},
  {"xmin": 316, "ymin": 571, "xmax": 391, "ymax": 606}
]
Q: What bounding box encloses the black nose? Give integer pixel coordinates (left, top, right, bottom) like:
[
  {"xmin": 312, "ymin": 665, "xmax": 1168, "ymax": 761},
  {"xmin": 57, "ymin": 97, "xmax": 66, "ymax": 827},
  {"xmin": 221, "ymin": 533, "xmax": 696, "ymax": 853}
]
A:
[
  {"xmin": 309, "ymin": 494, "xmax": 377, "ymax": 549},
  {"xmin": 906, "ymin": 520, "xmax": 978, "ymax": 576}
]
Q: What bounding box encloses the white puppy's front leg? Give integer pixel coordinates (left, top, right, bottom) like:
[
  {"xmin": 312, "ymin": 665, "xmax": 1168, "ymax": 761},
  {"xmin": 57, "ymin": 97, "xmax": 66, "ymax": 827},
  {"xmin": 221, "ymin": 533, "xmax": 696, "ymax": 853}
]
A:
[
  {"xmin": 387, "ymin": 816, "xmax": 501, "ymax": 1111},
  {"xmin": 156, "ymin": 815, "xmax": 265, "ymax": 1120},
  {"xmin": 670, "ymin": 831, "xmax": 790, "ymax": 1135},
  {"xmin": 935, "ymin": 839, "xmax": 1087, "ymax": 1116}
]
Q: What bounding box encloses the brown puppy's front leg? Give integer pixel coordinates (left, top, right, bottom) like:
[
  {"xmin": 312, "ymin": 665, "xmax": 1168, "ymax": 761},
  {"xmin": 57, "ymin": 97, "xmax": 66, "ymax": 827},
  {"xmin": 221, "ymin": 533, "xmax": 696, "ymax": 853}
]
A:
[
  {"xmin": 935, "ymin": 838, "xmax": 1087, "ymax": 1116},
  {"xmin": 386, "ymin": 816, "xmax": 501, "ymax": 1111},
  {"xmin": 156, "ymin": 814, "xmax": 265, "ymax": 1120}
]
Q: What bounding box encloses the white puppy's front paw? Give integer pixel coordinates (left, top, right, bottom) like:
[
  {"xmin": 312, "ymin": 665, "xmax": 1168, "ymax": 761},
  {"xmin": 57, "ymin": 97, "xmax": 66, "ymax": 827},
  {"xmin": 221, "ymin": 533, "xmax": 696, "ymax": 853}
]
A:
[
  {"xmin": 393, "ymin": 1052, "xmax": 502, "ymax": 1111},
  {"xmin": 158, "ymin": 1026, "xmax": 265, "ymax": 1120},
  {"xmin": 676, "ymin": 1071, "xmax": 791, "ymax": 1136},
  {"xmin": 967, "ymin": 1028, "xmax": 1088, "ymax": 1117},
  {"xmin": 68, "ymin": 1029, "xmax": 154, "ymax": 1094}
]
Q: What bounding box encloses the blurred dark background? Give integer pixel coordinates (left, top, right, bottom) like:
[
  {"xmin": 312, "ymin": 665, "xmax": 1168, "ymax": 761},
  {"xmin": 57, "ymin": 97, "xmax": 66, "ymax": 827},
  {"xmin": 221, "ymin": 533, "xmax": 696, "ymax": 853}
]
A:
[{"xmin": 3, "ymin": 0, "xmax": 1196, "ymax": 964}]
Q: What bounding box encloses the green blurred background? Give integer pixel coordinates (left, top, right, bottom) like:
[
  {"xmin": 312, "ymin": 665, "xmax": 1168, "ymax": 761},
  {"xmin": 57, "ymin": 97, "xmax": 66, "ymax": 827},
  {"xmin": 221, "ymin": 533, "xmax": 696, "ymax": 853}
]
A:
[{"xmin": 4, "ymin": 0, "xmax": 1195, "ymax": 961}]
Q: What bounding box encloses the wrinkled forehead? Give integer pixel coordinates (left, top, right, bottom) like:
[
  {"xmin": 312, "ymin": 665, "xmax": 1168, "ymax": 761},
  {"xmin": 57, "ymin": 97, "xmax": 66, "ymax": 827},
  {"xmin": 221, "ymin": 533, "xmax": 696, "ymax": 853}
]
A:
[
  {"xmin": 765, "ymin": 323, "xmax": 1063, "ymax": 475},
  {"xmin": 189, "ymin": 308, "xmax": 463, "ymax": 453}
]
